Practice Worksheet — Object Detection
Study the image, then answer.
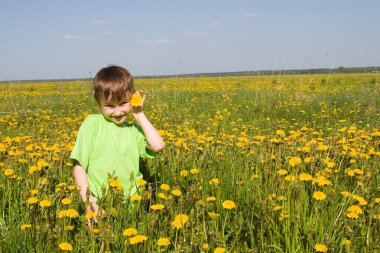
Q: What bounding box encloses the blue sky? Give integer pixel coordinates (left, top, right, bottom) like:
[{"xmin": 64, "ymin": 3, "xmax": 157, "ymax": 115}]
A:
[{"xmin": 1, "ymin": 0, "xmax": 379, "ymax": 81}]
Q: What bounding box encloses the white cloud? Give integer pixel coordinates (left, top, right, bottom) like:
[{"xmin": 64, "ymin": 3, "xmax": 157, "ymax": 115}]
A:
[
  {"xmin": 63, "ymin": 34, "xmax": 91, "ymax": 40},
  {"xmin": 136, "ymin": 39, "xmax": 171, "ymax": 45},
  {"xmin": 208, "ymin": 21, "xmax": 220, "ymax": 27},
  {"xmin": 182, "ymin": 31, "xmax": 211, "ymax": 37},
  {"xmin": 90, "ymin": 19, "xmax": 112, "ymax": 25},
  {"xmin": 238, "ymin": 13, "xmax": 257, "ymax": 19}
]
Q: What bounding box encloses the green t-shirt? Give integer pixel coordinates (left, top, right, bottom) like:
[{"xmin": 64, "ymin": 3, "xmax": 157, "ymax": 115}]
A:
[{"xmin": 70, "ymin": 114, "xmax": 157, "ymax": 201}]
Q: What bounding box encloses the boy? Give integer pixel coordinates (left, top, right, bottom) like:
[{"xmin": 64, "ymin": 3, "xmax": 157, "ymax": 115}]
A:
[{"xmin": 70, "ymin": 65, "xmax": 165, "ymax": 215}]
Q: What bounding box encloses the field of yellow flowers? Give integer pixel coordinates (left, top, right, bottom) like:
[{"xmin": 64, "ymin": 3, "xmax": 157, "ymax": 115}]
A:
[{"xmin": 0, "ymin": 73, "xmax": 379, "ymax": 252}]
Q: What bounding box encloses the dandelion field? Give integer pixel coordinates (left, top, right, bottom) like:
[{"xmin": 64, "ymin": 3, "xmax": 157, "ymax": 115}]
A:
[{"xmin": 0, "ymin": 73, "xmax": 379, "ymax": 252}]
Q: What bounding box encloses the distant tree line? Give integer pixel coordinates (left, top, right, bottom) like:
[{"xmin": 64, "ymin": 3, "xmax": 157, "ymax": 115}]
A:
[
  {"xmin": 1, "ymin": 66, "xmax": 379, "ymax": 83},
  {"xmin": 140, "ymin": 66, "xmax": 380, "ymax": 79}
]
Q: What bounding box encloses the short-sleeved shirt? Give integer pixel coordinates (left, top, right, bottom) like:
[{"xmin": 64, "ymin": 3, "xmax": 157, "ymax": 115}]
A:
[{"xmin": 70, "ymin": 114, "xmax": 157, "ymax": 201}]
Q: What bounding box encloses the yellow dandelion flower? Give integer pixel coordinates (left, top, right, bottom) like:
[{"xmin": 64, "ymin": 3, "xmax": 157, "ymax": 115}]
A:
[
  {"xmin": 277, "ymin": 169, "xmax": 288, "ymax": 175},
  {"xmin": 4, "ymin": 169, "xmax": 14, "ymax": 176},
  {"xmin": 276, "ymin": 129, "xmax": 286, "ymax": 137},
  {"xmin": 375, "ymin": 198, "xmax": 380, "ymax": 204},
  {"xmin": 58, "ymin": 210, "xmax": 67, "ymax": 218},
  {"xmin": 150, "ymin": 204, "xmax": 165, "ymax": 211},
  {"xmin": 157, "ymin": 237, "xmax": 171, "ymax": 246},
  {"xmin": 206, "ymin": 196, "xmax": 216, "ymax": 202},
  {"xmin": 222, "ymin": 200, "xmax": 236, "ymax": 209},
  {"xmin": 123, "ymin": 228, "xmax": 138, "ymax": 237},
  {"xmin": 208, "ymin": 212, "xmax": 220, "ymax": 219},
  {"xmin": 65, "ymin": 209, "xmax": 79, "ymax": 218},
  {"xmin": 342, "ymin": 239, "xmax": 351, "ymax": 246},
  {"xmin": 304, "ymin": 157, "xmax": 312, "ymax": 163},
  {"xmin": 85, "ymin": 212, "xmax": 97, "ymax": 220},
  {"xmin": 346, "ymin": 212, "xmax": 359, "ymax": 219},
  {"xmin": 109, "ymin": 179, "xmax": 123, "ymax": 189},
  {"xmin": 160, "ymin": 184, "xmax": 170, "ymax": 191},
  {"xmin": 27, "ymin": 197, "xmax": 38, "ymax": 204},
  {"xmin": 313, "ymin": 191, "xmax": 326, "ymax": 201},
  {"xmin": 130, "ymin": 93, "xmax": 143, "ymax": 107},
  {"xmin": 373, "ymin": 214, "xmax": 380, "ymax": 220},
  {"xmin": 39, "ymin": 199, "xmax": 52, "ymax": 207},
  {"xmin": 136, "ymin": 179, "xmax": 147, "ymax": 187},
  {"xmin": 61, "ymin": 198, "xmax": 71, "ymax": 205},
  {"xmin": 209, "ymin": 178, "xmax": 220, "ymax": 186},
  {"xmin": 30, "ymin": 189, "xmax": 39, "ymax": 195},
  {"xmin": 214, "ymin": 247, "xmax": 226, "ymax": 253},
  {"xmin": 179, "ymin": 170, "xmax": 189, "ymax": 177},
  {"xmin": 348, "ymin": 205, "xmax": 363, "ymax": 214},
  {"xmin": 129, "ymin": 235, "xmax": 148, "ymax": 245},
  {"xmin": 91, "ymin": 228, "xmax": 100, "ymax": 234},
  {"xmin": 156, "ymin": 193, "xmax": 167, "ymax": 200},
  {"xmin": 58, "ymin": 242, "xmax": 73, "ymax": 251},
  {"xmin": 341, "ymin": 191, "xmax": 351, "ymax": 197},
  {"xmin": 289, "ymin": 157, "xmax": 302, "ymax": 167},
  {"xmin": 171, "ymin": 189, "xmax": 182, "ymax": 197},
  {"xmin": 20, "ymin": 224, "xmax": 32, "ymax": 230},
  {"xmin": 314, "ymin": 243, "xmax": 328, "ymax": 252},
  {"xmin": 273, "ymin": 206, "xmax": 283, "ymax": 212},
  {"xmin": 171, "ymin": 214, "xmax": 189, "ymax": 229},
  {"xmin": 28, "ymin": 166, "xmax": 37, "ymax": 174},
  {"xmin": 130, "ymin": 194, "xmax": 142, "ymax": 202},
  {"xmin": 284, "ymin": 175, "xmax": 296, "ymax": 181},
  {"xmin": 353, "ymin": 195, "xmax": 368, "ymax": 205},
  {"xmin": 190, "ymin": 168, "xmax": 199, "ymax": 174},
  {"xmin": 299, "ymin": 173, "xmax": 313, "ymax": 181}
]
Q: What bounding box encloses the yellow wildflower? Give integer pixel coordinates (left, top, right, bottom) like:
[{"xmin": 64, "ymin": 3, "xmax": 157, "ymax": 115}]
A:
[
  {"xmin": 129, "ymin": 235, "xmax": 148, "ymax": 245},
  {"xmin": 214, "ymin": 247, "xmax": 226, "ymax": 253},
  {"xmin": 313, "ymin": 191, "xmax": 326, "ymax": 201},
  {"xmin": 150, "ymin": 204, "xmax": 165, "ymax": 211},
  {"xmin": 179, "ymin": 170, "xmax": 189, "ymax": 177},
  {"xmin": 58, "ymin": 242, "xmax": 73, "ymax": 251},
  {"xmin": 136, "ymin": 179, "xmax": 147, "ymax": 187},
  {"xmin": 299, "ymin": 173, "xmax": 313, "ymax": 181},
  {"xmin": 123, "ymin": 228, "xmax": 138, "ymax": 237},
  {"xmin": 20, "ymin": 224, "xmax": 32, "ymax": 230},
  {"xmin": 160, "ymin": 184, "xmax": 170, "ymax": 191},
  {"xmin": 171, "ymin": 189, "xmax": 182, "ymax": 196},
  {"xmin": 209, "ymin": 178, "xmax": 220, "ymax": 185},
  {"xmin": 27, "ymin": 197, "xmax": 38, "ymax": 204},
  {"xmin": 61, "ymin": 198, "xmax": 71, "ymax": 205},
  {"xmin": 206, "ymin": 196, "xmax": 216, "ymax": 202},
  {"xmin": 157, "ymin": 237, "xmax": 171, "ymax": 246},
  {"xmin": 314, "ymin": 243, "xmax": 328, "ymax": 252},
  {"xmin": 130, "ymin": 93, "xmax": 143, "ymax": 107},
  {"xmin": 222, "ymin": 200, "xmax": 236, "ymax": 210},
  {"xmin": 277, "ymin": 169, "xmax": 288, "ymax": 175},
  {"xmin": 289, "ymin": 157, "xmax": 302, "ymax": 167},
  {"xmin": 130, "ymin": 194, "xmax": 142, "ymax": 202},
  {"xmin": 39, "ymin": 199, "xmax": 52, "ymax": 207}
]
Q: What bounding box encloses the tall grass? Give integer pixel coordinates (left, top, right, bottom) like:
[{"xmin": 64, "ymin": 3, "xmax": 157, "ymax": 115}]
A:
[{"xmin": 0, "ymin": 73, "xmax": 379, "ymax": 252}]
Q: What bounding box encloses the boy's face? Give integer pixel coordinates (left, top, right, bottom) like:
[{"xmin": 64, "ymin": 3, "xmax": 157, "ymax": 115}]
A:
[{"xmin": 99, "ymin": 96, "xmax": 132, "ymax": 125}]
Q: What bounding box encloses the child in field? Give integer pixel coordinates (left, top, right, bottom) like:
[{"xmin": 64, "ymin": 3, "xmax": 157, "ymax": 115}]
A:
[{"xmin": 70, "ymin": 65, "xmax": 165, "ymax": 215}]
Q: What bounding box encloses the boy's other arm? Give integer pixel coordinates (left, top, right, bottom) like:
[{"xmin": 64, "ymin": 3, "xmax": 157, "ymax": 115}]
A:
[
  {"xmin": 134, "ymin": 112, "xmax": 165, "ymax": 152},
  {"xmin": 73, "ymin": 162, "xmax": 99, "ymax": 214}
]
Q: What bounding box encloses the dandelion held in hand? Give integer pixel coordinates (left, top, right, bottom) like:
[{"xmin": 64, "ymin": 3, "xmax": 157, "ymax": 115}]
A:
[{"xmin": 130, "ymin": 93, "xmax": 143, "ymax": 107}]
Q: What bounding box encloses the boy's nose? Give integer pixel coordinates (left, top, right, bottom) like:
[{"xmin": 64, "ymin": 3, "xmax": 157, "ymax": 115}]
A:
[{"xmin": 114, "ymin": 106, "xmax": 124, "ymax": 115}]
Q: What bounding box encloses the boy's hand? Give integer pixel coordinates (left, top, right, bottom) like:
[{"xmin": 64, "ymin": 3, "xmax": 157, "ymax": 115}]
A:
[{"xmin": 131, "ymin": 90, "xmax": 147, "ymax": 118}]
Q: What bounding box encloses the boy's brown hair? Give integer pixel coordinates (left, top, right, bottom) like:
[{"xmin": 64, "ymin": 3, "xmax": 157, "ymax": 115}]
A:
[{"xmin": 93, "ymin": 65, "xmax": 135, "ymax": 103}]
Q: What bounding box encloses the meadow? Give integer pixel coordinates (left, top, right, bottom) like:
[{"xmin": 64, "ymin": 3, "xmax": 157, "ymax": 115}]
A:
[{"xmin": 0, "ymin": 73, "xmax": 379, "ymax": 252}]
